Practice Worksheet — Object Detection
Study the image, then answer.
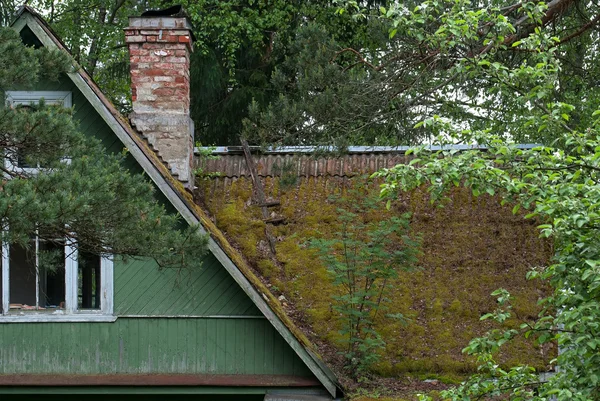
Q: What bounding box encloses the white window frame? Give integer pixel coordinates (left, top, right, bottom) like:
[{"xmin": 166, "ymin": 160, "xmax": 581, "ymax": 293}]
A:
[
  {"xmin": 1, "ymin": 238, "xmax": 114, "ymax": 322},
  {"xmin": 1, "ymin": 91, "xmax": 114, "ymax": 323},
  {"xmin": 5, "ymin": 91, "xmax": 73, "ymax": 175}
]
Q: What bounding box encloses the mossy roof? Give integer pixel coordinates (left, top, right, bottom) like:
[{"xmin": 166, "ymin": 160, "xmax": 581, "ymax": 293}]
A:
[{"xmin": 197, "ymin": 150, "xmax": 554, "ymax": 382}]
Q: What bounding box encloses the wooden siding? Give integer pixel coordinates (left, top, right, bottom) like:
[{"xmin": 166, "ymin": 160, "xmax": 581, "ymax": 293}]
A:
[
  {"xmin": 0, "ymin": 318, "xmax": 312, "ymax": 376},
  {"xmin": 114, "ymin": 254, "xmax": 261, "ymax": 316}
]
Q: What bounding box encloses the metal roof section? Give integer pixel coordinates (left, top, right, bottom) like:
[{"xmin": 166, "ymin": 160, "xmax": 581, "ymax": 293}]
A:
[
  {"xmin": 10, "ymin": 7, "xmax": 341, "ymax": 397},
  {"xmin": 197, "ymin": 144, "xmax": 542, "ymax": 179},
  {"xmin": 200, "ymin": 144, "xmax": 542, "ymax": 155}
]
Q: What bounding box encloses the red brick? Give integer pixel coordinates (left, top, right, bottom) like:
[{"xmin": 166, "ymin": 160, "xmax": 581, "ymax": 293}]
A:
[
  {"xmin": 139, "ymin": 55, "xmax": 160, "ymax": 63},
  {"xmin": 128, "ymin": 48, "xmax": 147, "ymax": 56},
  {"xmin": 153, "ymin": 88, "xmax": 175, "ymax": 96},
  {"xmin": 156, "ymin": 35, "xmax": 176, "ymax": 42},
  {"xmin": 145, "ymin": 69, "xmax": 168, "ymax": 76},
  {"xmin": 164, "ymin": 56, "xmax": 187, "ymax": 64},
  {"xmin": 132, "ymin": 75, "xmax": 153, "ymax": 83},
  {"xmin": 142, "ymin": 43, "xmax": 169, "ymax": 49},
  {"xmin": 153, "ymin": 62, "xmax": 174, "ymax": 70},
  {"xmin": 160, "ymin": 82, "xmax": 187, "ymax": 88},
  {"xmin": 154, "ymin": 76, "xmax": 175, "ymax": 82},
  {"xmin": 153, "ymin": 49, "xmax": 175, "ymax": 57},
  {"xmin": 178, "ymin": 36, "xmax": 190, "ymax": 43},
  {"xmin": 160, "ymin": 69, "xmax": 183, "ymax": 76},
  {"xmin": 125, "ymin": 35, "xmax": 145, "ymax": 43},
  {"xmin": 164, "ymin": 44, "xmax": 187, "ymax": 50}
]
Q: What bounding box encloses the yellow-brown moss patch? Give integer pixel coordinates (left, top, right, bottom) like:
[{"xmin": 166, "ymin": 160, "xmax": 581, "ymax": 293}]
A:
[{"xmin": 199, "ymin": 175, "xmax": 553, "ymax": 377}]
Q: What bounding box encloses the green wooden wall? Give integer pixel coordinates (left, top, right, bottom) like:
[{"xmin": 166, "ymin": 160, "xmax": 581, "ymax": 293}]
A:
[
  {"xmin": 115, "ymin": 254, "xmax": 261, "ymax": 316},
  {"xmin": 0, "ymin": 28, "xmax": 315, "ymax": 381},
  {"xmin": 0, "ymin": 318, "xmax": 311, "ymax": 375}
]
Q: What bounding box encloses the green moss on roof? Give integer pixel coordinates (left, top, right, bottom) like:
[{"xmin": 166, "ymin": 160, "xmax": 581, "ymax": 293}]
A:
[{"xmin": 198, "ymin": 175, "xmax": 554, "ymax": 377}]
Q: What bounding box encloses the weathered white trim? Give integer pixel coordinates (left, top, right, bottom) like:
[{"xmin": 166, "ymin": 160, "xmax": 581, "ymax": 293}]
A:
[
  {"xmin": 4, "ymin": 91, "xmax": 73, "ymax": 175},
  {"xmin": 64, "ymin": 239, "xmax": 77, "ymax": 314},
  {"xmin": 101, "ymin": 255, "xmax": 114, "ymax": 315},
  {"xmin": 206, "ymin": 239, "xmax": 339, "ymax": 396},
  {"xmin": 11, "ymin": 14, "xmax": 27, "ymax": 32},
  {"xmin": 1, "ymin": 240, "xmax": 9, "ymax": 314},
  {"xmin": 0, "ymin": 237, "xmax": 114, "ymax": 321},
  {"xmin": 5, "ymin": 91, "xmax": 72, "ymax": 108},
  {"xmin": 35, "ymin": 233, "xmax": 40, "ymax": 309},
  {"xmin": 0, "ymin": 315, "xmax": 117, "ymax": 323}
]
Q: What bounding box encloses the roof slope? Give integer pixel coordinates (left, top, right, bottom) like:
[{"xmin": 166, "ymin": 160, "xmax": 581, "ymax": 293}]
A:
[
  {"xmin": 197, "ymin": 149, "xmax": 553, "ymax": 378},
  {"xmin": 10, "ymin": 7, "xmax": 341, "ymax": 397}
]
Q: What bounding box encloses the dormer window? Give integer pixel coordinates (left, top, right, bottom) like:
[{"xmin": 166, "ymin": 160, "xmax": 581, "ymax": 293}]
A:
[{"xmin": 0, "ymin": 91, "xmax": 114, "ymax": 322}]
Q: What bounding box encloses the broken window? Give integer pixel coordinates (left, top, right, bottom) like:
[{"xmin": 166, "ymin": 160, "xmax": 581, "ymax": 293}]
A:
[
  {"xmin": 1, "ymin": 236, "xmax": 111, "ymax": 318},
  {"xmin": 1, "ymin": 238, "xmax": 113, "ymax": 319}
]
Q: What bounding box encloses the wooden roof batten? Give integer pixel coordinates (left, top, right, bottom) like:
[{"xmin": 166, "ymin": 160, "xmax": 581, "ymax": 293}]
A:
[{"xmin": 10, "ymin": 6, "xmax": 341, "ymax": 398}]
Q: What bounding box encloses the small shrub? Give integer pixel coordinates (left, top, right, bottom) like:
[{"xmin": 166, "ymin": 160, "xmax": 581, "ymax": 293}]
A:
[{"xmin": 310, "ymin": 191, "xmax": 421, "ymax": 378}]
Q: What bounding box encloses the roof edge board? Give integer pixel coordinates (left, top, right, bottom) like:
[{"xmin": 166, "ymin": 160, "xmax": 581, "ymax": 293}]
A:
[{"xmin": 12, "ymin": 9, "xmax": 340, "ymax": 397}]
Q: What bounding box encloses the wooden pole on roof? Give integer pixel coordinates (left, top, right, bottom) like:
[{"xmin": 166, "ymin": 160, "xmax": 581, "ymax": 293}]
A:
[{"xmin": 240, "ymin": 138, "xmax": 277, "ymax": 255}]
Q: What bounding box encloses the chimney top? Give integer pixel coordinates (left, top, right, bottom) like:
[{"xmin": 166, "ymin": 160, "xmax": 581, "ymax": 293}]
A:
[
  {"xmin": 141, "ymin": 5, "xmax": 186, "ymax": 18},
  {"xmin": 127, "ymin": 6, "xmax": 196, "ymax": 42}
]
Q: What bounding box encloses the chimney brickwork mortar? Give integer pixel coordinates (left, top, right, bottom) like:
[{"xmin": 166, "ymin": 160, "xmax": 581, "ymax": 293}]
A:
[{"xmin": 125, "ymin": 16, "xmax": 194, "ymax": 186}]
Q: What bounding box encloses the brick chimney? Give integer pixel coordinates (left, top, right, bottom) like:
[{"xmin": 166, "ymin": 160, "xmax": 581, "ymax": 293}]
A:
[{"xmin": 125, "ymin": 7, "xmax": 194, "ymax": 187}]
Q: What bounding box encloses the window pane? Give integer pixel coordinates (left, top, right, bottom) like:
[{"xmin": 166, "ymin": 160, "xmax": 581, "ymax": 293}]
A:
[
  {"xmin": 9, "ymin": 241, "xmax": 37, "ymax": 310},
  {"xmin": 78, "ymin": 252, "xmax": 101, "ymax": 310},
  {"xmin": 39, "ymin": 240, "xmax": 65, "ymax": 310}
]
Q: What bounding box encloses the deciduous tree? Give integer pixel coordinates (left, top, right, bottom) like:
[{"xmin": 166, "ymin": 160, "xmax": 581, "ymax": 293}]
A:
[{"xmin": 366, "ymin": 2, "xmax": 600, "ymax": 397}]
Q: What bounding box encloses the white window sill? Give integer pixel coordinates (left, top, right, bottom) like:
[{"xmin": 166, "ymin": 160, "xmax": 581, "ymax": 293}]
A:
[{"xmin": 0, "ymin": 314, "xmax": 117, "ymax": 323}]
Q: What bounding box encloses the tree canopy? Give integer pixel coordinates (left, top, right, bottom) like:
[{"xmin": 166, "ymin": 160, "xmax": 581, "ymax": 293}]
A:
[
  {"xmin": 361, "ymin": 0, "xmax": 600, "ymax": 398},
  {"xmin": 2, "ymin": 0, "xmax": 388, "ymax": 145},
  {"xmin": 0, "ymin": 26, "xmax": 207, "ymax": 269},
  {"xmin": 245, "ymin": 0, "xmax": 600, "ymax": 148},
  {"xmin": 10, "ymin": 0, "xmax": 596, "ymax": 149}
]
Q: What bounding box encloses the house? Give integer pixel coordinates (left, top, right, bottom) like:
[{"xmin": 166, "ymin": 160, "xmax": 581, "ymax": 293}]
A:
[
  {"xmin": 2, "ymin": 5, "xmax": 552, "ymax": 399},
  {"xmin": 1, "ymin": 6, "xmax": 341, "ymax": 399}
]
